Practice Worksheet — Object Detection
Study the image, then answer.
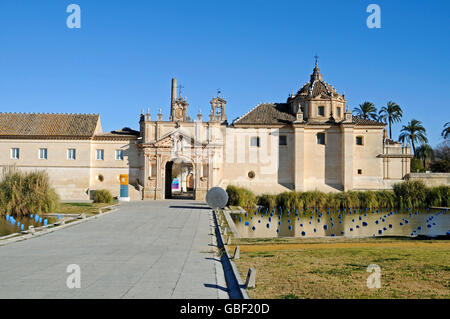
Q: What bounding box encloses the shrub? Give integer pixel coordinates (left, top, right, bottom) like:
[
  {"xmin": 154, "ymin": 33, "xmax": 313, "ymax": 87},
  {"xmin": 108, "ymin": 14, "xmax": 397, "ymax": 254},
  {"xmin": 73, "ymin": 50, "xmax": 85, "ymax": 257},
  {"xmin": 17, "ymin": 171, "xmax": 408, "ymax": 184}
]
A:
[
  {"xmin": 226, "ymin": 185, "xmax": 240, "ymax": 206},
  {"xmin": 93, "ymin": 189, "xmax": 114, "ymax": 204},
  {"xmin": 0, "ymin": 167, "xmax": 59, "ymax": 217},
  {"xmin": 429, "ymin": 160, "xmax": 450, "ymax": 173},
  {"xmin": 393, "ymin": 180, "xmax": 427, "ymax": 209},
  {"xmin": 357, "ymin": 191, "xmax": 378, "ymax": 209},
  {"xmin": 411, "ymin": 157, "xmax": 426, "ymax": 172},
  {"xmin": 226, "ymin": 185, "xmax": 256, "ymax": 211},
  {"xmin": 426, "ymin": 186, "xmax": 449, "ymax": 208},
  {"xmin": 257, "ymin": 194, "xmax": 277, "ymax": 211},
  {"xmin": 276, "ymin": 192, "xmax": 298, "ymax": 210},
  {"xmin": 374, "ymin": 190, "xmax": 396, "ymax": 209}
]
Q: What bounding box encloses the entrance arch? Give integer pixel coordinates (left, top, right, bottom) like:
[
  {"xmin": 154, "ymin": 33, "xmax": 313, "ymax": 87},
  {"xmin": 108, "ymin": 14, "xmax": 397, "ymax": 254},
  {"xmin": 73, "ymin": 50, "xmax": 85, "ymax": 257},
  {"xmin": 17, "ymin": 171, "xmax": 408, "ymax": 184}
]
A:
[{"xmin": 164, "ymin": 157, "xmax": 195, "ymax": 199}]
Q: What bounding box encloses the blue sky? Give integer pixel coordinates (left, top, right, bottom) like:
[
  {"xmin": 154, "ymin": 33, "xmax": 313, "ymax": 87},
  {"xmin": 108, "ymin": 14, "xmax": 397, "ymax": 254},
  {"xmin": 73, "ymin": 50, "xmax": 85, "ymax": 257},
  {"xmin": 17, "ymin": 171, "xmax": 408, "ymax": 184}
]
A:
[{"xmin": 0, "ymin": 0, "xmax": 449, "ymax": 146}]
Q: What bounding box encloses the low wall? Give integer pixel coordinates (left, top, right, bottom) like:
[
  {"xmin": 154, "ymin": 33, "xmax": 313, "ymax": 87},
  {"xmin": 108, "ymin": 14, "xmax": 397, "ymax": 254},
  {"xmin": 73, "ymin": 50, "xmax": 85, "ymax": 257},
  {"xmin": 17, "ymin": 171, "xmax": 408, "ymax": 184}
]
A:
[{"xmin": 405, "ymin": 173, "xmax": 450, "ymax": 187}]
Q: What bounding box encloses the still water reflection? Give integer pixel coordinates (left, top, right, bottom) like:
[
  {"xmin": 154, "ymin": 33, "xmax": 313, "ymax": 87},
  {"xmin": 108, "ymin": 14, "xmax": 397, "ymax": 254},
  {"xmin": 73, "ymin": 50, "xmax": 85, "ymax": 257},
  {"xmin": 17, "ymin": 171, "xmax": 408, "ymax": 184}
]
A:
[
  {"xmin": 0, "ymin": 215, "xmax": 57, "ymax": 237},
  {"xmin": 231, "ymin": 207, "xmax": 450, "ymax": 238}
]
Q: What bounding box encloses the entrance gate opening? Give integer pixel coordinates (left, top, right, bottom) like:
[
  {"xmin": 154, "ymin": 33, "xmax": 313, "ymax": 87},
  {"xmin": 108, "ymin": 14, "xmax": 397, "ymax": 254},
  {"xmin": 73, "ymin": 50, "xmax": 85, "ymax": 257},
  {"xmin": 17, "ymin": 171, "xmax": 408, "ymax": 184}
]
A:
[{"xmin": 165, "ymin": 159, "xmax": 194, "ymax": 199}]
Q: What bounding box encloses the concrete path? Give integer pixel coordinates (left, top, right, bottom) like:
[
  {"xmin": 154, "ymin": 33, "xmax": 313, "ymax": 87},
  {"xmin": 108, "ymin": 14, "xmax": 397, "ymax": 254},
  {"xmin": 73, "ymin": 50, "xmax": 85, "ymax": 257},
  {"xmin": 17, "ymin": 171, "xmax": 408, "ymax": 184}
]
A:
[{"xmin": 0, "ymin": 201, "xmax": 227, "ymax": 299}]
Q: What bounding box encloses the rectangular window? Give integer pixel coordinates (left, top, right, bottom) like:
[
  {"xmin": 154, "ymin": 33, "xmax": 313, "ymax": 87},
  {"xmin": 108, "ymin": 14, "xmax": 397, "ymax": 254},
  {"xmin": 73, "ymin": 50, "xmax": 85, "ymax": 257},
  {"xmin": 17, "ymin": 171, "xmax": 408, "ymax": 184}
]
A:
[
  {"xmin": 67, "ymin": 149, "xmax": 76, "ymax": 160},
  {"xmin": 336, "ymin": 107, "xmax": 341, "ymax": 117},
  {"xmin": 11, "ymin": 148, "xmax": 19, "ymax": 159},
  {"xmin": 317, "ymin": 133, "xmax": 326, "ymax": 145},
  {"xmin": 279, "ymin": 135, "xmax": 287, "ymax": 146},
  {"xmin": 358, "ymin": 169, "xmax": 363, "ymax": 175},
  {"xmin": 250, "ymin": 137, "xmax": 260, "ymax": 147},
  {"xmin": 39, "ymin": 148, "xmax": 47, "ymax": 160},
  {"xmin": 356, "ymin": 136, "xmax": 364, "ymax": 145},
  {"xmin": 96, "ymin": 149, "xmax": 104, "ymax": 160},
  {"xmin": 318, "ymin": 106, "xmax": 325, "ymax": 116},
  {"xmin": 115, "ymin": 150, "xmax": 124, "ymax": 160},
  {"xmin": 202, "ymin": 164, "xmax": 209, "ymax": 177}
]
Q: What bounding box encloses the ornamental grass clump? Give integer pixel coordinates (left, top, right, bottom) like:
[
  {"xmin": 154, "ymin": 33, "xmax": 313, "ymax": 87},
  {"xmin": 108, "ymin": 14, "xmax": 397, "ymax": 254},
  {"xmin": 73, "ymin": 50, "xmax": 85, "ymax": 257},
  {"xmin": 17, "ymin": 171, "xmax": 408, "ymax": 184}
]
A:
[{"xmin": 0, "ymin": 167, "xmax": 59, "ymax": 217}]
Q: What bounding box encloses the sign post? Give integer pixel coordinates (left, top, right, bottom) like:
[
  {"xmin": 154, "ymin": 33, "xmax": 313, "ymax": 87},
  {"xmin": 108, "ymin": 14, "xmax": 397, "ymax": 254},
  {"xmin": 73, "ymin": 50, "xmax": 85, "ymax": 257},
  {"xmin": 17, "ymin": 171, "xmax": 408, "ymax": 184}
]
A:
[{"xmin": 119, "ymin": 174, "xmax": 130, "ymax": 202}]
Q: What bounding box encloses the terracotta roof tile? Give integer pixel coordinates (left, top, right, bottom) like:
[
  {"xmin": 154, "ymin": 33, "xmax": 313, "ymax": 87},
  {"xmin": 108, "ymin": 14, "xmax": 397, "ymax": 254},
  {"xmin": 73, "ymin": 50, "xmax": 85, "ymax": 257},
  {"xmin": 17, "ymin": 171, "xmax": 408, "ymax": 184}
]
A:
[
  {"xmin": 352, "ymin": 116, "xmax": 385, "ymax": 126},
  {"xmin": 94, "ymin": 127, "xmax": 139, "ymax": 140},
  {"xmin": 0, "ymin": 113, "xmax": 99, "ymax": 137},
  {"xmin": 233, "ymin": 103, "xmax": 295, "ymax": 125}
]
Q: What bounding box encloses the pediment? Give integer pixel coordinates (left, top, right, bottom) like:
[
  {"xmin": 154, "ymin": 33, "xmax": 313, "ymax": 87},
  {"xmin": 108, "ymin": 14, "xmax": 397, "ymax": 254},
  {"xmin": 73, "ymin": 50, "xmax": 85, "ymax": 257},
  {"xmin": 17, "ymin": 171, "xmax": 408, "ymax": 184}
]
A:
[{"xmin": 152, "ymin": 128, "xmax": 205, "ymax": 148}]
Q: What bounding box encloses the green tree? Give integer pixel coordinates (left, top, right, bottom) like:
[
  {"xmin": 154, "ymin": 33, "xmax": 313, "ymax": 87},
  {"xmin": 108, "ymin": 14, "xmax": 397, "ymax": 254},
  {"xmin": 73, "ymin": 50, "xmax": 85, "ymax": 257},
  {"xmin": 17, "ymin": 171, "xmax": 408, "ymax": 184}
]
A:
[
  {"xmin": 415, "ymin": 144, "xmax": 434, "ymax": 168},
  {"xmin": 378, "ymin": 101, "xmax": 403, "ymax": 139},
  {"xmin": 398, "ymin": 119, "xmax": 428, "ymax": 155},
  {"xmin": 442, "ymin": 122, "xmax": 450, "ymax": 140},
  {"xmin": 352, "ymin": 101, "xmax": 377, "ymax": 120}
]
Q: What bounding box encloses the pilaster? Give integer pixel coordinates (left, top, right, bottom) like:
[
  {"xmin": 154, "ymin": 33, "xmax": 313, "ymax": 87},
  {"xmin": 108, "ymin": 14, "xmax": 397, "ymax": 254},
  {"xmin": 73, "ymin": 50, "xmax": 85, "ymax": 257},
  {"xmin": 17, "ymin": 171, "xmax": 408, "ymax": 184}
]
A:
[
  {"xmin": 341, "ymin": 124, "xmax": 354, "ymax": 191},
  {"xmin": 294, "ymin": 125, "xmax": 305, "ymax": 191}
]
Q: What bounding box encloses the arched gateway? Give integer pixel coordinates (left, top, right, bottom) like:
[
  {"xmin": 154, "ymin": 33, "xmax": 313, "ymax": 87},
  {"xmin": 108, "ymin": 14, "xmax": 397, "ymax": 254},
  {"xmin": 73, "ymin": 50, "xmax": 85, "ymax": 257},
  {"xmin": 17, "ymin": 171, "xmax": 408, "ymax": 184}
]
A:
[{"xmin": 164, "ymin": 158, "xmax": 194, "ymax": 199}]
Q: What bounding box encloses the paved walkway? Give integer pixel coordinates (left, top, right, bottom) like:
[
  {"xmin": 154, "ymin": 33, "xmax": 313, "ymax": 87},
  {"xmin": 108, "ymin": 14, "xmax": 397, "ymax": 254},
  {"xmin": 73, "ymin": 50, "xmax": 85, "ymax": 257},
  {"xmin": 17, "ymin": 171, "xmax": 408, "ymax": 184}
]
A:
[{"xmin": 0, "ymin": 201, "xmax": 227, "ymax": 298}]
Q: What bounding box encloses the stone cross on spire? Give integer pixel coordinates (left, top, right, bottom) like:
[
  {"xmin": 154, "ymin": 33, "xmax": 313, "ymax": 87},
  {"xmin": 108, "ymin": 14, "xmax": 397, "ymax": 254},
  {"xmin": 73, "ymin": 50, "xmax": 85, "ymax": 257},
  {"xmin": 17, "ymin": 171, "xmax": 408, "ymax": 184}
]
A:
[{"xmin": 314, "ymin": 54, "xmax": 319, "ymax": 67}]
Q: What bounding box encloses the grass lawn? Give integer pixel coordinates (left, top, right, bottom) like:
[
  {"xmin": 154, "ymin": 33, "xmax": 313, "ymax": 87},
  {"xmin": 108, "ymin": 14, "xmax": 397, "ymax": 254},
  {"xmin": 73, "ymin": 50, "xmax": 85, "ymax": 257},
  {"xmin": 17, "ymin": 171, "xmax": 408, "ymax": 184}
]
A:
[
  {"xmin": 231, "ymin": 237, "xmax": 450, "ymax": 299},
  {"xmin": 55, "ymin": 202, "xmax": 117, "ymax": 216}
]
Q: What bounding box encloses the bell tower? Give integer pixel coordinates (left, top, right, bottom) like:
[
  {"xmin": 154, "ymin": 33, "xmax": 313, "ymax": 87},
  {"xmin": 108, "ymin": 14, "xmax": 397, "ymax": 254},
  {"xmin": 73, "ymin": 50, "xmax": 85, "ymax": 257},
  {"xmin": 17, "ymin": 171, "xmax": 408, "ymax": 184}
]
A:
[{"xmin": 209, "ymin": 90, "xmax": 227, "ymax": 123}]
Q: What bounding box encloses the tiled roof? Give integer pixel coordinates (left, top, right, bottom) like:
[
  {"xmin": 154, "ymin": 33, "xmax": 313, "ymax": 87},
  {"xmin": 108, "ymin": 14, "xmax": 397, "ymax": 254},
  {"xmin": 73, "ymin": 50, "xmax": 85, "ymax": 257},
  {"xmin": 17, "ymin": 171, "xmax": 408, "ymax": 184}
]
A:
[
  {"xmin": 232, "ymin": 103, "xmax": 296, "ymax": 125},
  {"xmin": 352, "ymin": 116, "xmax": 385, "ymax": 126},
  {"xmin": 94, "ymin": 127, "xmax": 139, "ymax": 140},
  {"xmin": 292, "ymin": 64, "xmax": 342, "ymax": 100},
  {"xmin": 0, "ymin": 113, "xmax": 100, "ymax": 137}
]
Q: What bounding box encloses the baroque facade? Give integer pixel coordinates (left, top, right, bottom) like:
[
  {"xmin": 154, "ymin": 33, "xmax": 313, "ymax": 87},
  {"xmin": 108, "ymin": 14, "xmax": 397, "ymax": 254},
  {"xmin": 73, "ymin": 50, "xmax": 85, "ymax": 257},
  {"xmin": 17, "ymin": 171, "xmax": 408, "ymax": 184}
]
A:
[{"xmin": 0, "ymin": 63, "xmax": 412, "ymax": 201}]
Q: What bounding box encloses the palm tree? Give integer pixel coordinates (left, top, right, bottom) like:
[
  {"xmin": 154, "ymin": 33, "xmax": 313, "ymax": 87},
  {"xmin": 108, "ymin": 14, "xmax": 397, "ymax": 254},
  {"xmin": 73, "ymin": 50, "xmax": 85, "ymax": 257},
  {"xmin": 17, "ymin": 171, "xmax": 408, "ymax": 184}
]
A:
[
  {"xmin": 415, "ymin": 144, "xmax": 434, "ymax": 168},
  {"xmin": 379, "ymin": 101, "xmax": 403, "ymax": 139},
  {"xmin": 398, "ymin": 119, "xmax": 428, "ymax": 155},
  {"xmin": 353, "ymin": 101, "xmax": 377, "ymax": 120},
  {"xmin": 442, "ymin": 122, "xmax": 450, "ymax": 140}
]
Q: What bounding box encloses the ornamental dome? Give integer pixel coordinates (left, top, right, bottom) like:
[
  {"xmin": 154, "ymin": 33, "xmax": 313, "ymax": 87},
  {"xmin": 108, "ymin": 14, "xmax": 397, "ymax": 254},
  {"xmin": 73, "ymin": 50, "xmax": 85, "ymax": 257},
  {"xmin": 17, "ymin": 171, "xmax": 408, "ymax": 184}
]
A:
[{"xmin": 294, "ymin": 62, "xmax": 342, "ymax": 100}]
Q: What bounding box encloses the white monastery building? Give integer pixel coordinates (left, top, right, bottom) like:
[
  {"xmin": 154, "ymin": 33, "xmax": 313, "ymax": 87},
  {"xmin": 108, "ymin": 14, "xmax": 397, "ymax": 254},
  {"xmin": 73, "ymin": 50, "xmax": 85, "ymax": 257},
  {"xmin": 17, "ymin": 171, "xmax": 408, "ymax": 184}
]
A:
[{"xmin": 0, "ymin": 63, "xmax": 412, "ymax": 200}]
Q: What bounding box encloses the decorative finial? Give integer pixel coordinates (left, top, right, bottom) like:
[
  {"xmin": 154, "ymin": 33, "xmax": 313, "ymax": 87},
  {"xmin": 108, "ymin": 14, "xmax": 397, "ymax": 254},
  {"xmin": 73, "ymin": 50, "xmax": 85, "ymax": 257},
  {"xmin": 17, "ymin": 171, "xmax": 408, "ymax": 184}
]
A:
[
  {"xmin": 177, "ymin": 84, "xmax": 184, "ymax": 97},
  {"xmin": 314, "ymin": 54, "xmax": 319, "ymax": 67}
]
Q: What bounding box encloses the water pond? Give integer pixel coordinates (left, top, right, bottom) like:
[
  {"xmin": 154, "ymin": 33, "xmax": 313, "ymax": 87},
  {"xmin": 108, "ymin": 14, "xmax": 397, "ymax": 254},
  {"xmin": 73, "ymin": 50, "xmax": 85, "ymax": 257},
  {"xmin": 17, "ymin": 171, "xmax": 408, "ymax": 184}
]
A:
[
  {"xmin": 0, "ymin": 214, "xmax": 58, "ymax": 237},
  {"xmin": 231, "ymin": 207, "xmax": 450, "ymax": 238}
]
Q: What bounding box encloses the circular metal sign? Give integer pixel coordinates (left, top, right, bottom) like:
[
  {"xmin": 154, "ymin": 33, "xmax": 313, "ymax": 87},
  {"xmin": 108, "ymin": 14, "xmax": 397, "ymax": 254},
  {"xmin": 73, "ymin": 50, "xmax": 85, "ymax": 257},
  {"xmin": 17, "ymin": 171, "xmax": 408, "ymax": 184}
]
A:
[{"xmin": 206, "ymin": 187, "xmax": 228, "ymax": 210}]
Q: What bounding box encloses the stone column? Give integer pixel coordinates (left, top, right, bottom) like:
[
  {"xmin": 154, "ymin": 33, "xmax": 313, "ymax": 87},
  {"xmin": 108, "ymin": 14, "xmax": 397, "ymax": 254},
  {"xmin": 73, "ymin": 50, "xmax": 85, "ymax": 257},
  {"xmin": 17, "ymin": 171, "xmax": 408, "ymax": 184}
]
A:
[
  {"xmin": 294, "ymin": 126, "xmax": 305, "ymax": 191},
  {"xmin": 156, "ymin": 154, "xmax": 163, "ymax": 200},
  {"xmin": 144, "ymin": 154, "xmax": 149, "ymax": 187},
  {"xmin": 341, "ymin": 125, "xmax": 354, "ymax": 191}
]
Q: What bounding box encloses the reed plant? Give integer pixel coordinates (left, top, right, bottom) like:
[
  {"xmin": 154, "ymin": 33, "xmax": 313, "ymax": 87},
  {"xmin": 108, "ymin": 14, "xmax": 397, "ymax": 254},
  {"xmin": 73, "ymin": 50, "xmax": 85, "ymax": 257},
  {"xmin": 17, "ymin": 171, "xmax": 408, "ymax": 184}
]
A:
[{"xmin": 226, "ymin": 180, "xmax": 449, "ymax": 211}]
